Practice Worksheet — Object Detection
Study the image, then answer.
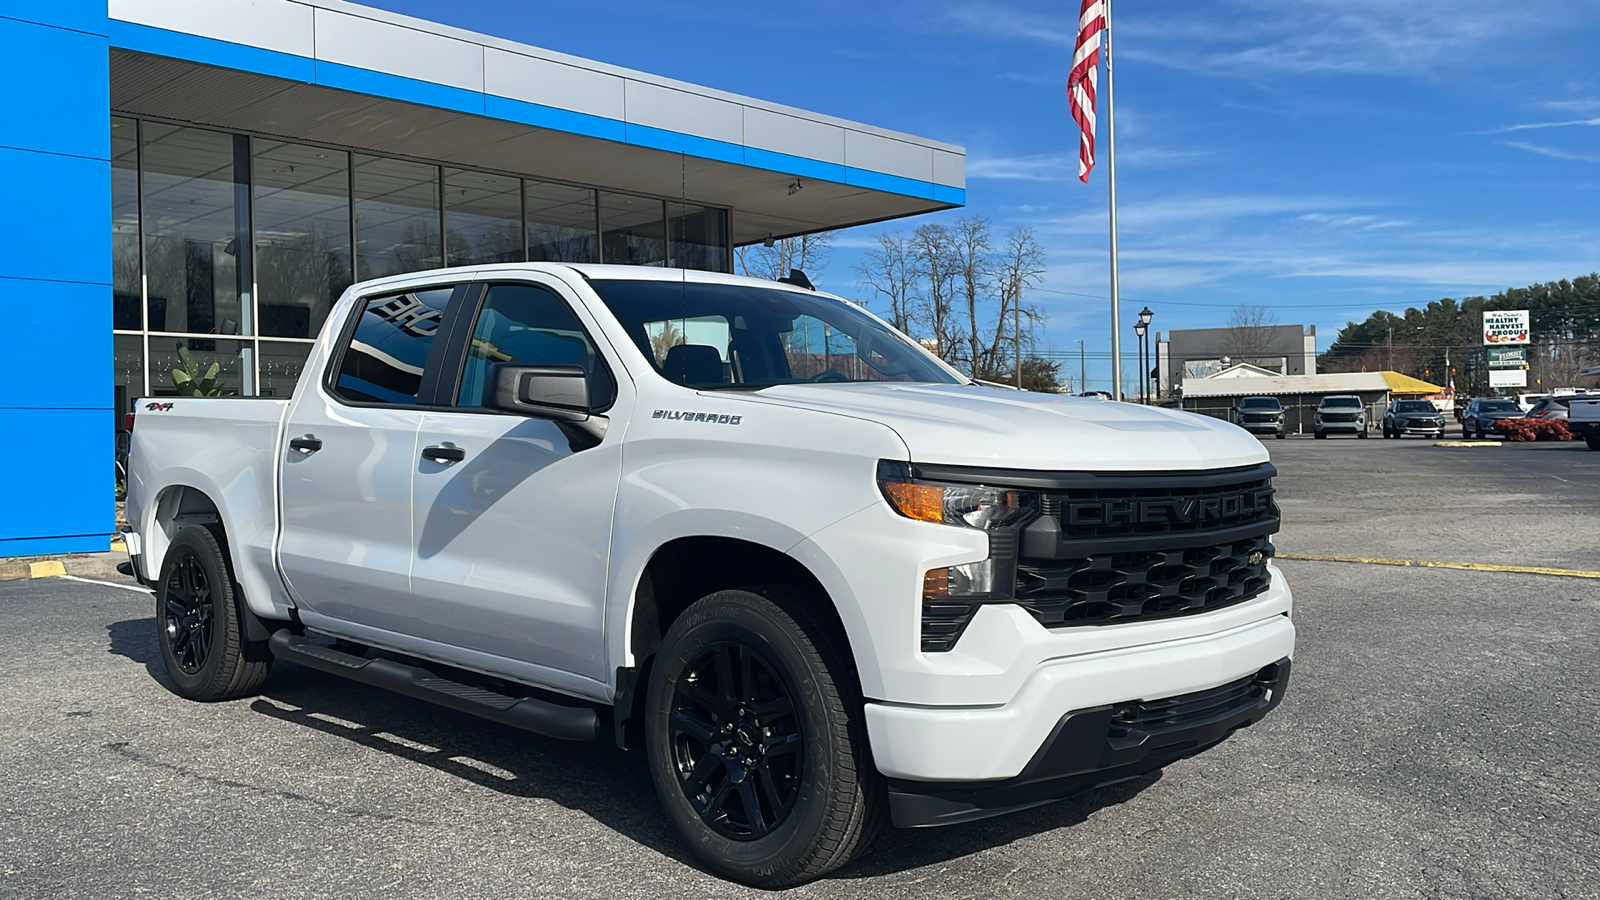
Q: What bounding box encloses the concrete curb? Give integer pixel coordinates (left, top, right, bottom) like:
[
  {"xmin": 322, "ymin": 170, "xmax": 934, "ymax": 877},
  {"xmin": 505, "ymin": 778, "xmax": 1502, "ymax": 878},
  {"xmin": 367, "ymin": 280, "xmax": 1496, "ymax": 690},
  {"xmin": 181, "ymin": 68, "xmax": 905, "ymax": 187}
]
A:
[
  {"xmin": 1435, "ymin": 440, "xmax": 1502, "ymax": 447},
  {"xmin": 0, "ymin": 547, "xmax": 129, "ymax": 582}
]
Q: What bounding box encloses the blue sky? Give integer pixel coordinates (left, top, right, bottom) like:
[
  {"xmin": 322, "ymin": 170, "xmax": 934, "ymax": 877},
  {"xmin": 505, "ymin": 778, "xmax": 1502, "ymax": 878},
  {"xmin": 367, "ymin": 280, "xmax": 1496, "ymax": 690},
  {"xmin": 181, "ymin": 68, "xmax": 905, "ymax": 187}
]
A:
[{"xmin": 364, "ymin": 0, "xmax": 1600, "ymax": 389}]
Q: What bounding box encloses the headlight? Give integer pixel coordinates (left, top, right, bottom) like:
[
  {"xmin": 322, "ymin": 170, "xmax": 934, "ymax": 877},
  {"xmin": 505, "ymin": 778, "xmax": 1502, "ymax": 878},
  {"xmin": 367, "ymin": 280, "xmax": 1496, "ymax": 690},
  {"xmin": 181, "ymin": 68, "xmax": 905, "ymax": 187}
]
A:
[
  {"xmin": 876, "ymin": 462, "xmax": 1039, "ymax": 530},
  {"xmin": 878, "ymin": 461, "xmax": 1039, "ymax": 609}
]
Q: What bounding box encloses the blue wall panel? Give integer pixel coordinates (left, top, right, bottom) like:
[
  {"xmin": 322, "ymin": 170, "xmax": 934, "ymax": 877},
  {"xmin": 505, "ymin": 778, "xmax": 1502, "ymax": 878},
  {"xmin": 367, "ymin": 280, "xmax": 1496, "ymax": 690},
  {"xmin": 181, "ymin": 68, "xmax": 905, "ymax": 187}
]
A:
[
  {"xmin": 0, "ymin": 18, "xmax": 110, "ymax": 159},
  {"xmin": 0, "ymin": 0, "xmax": 108, "ymax": 36},
  {"xmin": 0, "ymin": 149, "xmax": 110, "ymax": 291},
  {"xmin": 0, "ymin": 409, "xmax": 111, "ymax": 547},
  {"xmin": 0, "ymin": 278, "xmax": 109, "ymax": 408},
  {"xmin": 0, "ymin": 2, "xmax": 109, "ymax": 558}
]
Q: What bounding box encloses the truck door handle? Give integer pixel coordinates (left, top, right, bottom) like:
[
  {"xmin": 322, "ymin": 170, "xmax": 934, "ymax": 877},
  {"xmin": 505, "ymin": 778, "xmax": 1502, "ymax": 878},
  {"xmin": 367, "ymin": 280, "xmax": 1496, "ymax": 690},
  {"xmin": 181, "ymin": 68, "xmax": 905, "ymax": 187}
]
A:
[
  {"xmin": 421, "ymin": 444, "xmax": 465, "ymax": 463},
  {"xmin": 289, "ymin": 436, "xmax": 322, "ymax": 454}
]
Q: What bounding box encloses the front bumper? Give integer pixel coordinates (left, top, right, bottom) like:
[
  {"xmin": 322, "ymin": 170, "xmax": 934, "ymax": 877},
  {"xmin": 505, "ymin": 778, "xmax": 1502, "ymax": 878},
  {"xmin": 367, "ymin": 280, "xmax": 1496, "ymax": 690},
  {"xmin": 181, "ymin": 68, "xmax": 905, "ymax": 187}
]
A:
[
  {"xmin": 864, "ymin": 608, "xmax": 1295, "ymax": 783},
  {"xmin": 1395, "ymin": 422, "xmax": 1445, "ymax": 436},
  {"xmin": 1239, "ymin": 422, "xmax": 1284, "ymax": 434},
  {"xmin": 887, "ymin": 657, "xmax": 1291, "ymax": 827}
]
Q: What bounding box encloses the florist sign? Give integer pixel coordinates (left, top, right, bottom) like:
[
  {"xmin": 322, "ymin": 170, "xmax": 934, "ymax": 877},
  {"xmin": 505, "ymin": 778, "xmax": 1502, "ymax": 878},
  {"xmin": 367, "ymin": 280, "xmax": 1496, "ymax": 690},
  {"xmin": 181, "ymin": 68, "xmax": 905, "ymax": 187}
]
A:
[{"xmin": 1483, "ymin": 310, "xmax": 1530, "ymax": 345}]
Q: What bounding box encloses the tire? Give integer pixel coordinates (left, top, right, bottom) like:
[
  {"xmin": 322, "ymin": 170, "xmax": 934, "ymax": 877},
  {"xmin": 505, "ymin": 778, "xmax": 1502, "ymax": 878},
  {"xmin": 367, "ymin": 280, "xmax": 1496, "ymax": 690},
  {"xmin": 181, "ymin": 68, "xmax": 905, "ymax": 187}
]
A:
[
  {"xmin": 1315, "ymin": 430, "xmax": 1326, "ymax": 439},
  {"xmin": 155, "ymin": 525, "xmax": 273, "ymax": 701},
  {"xmin": 1358, "ymin": 428, "xmax": 1368, "ymax": 439},
  {"xmin": 1275, "ymin": 431, "xmax": 1285, "ymax": 440},
  {"xmin": 645, "ymin": 588, "xmax": 881, "ymax": 888},
  {"xmin": 1587, "ymin": 436, "xmax": 1600, "ymax": 451}
]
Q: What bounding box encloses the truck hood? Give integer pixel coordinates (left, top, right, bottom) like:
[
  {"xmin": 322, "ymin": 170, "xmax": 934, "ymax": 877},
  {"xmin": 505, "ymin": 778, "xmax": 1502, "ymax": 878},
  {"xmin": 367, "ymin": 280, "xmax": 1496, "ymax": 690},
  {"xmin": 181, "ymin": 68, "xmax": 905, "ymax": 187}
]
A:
[{"xmin": 741, "ymin": 383, "xmax": 1269, "ymax": 472}]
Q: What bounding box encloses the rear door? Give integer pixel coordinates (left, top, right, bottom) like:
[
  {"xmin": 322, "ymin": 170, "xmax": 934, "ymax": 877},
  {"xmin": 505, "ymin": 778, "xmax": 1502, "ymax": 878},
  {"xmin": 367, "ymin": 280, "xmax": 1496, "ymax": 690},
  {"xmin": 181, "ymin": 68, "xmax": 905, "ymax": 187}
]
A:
[
  {"xmin": 407, "ymin": 277, "xmax": 629, "ymax": 688},
  {"xmin": 277, "ymin": 281, "xmax": 465, "ymax": 629}
]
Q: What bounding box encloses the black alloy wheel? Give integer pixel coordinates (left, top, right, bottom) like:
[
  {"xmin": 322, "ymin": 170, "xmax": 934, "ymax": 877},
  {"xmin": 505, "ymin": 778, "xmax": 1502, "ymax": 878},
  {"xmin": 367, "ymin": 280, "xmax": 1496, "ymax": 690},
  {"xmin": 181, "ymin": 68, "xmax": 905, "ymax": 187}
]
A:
[
  {"xmin": 155, "ymin": 525, "xmax": 273, "ymax": 702},
  {"xmin": 162, "ymin": 551, "xmax": 214, "ymax": 674},
  {"xmin": 645, "ymin": 588, "xmax": 882, "ymax": 888},
  {"xmin": 668, "ymin": 640, "xmax": 802, "ymax": 841}
]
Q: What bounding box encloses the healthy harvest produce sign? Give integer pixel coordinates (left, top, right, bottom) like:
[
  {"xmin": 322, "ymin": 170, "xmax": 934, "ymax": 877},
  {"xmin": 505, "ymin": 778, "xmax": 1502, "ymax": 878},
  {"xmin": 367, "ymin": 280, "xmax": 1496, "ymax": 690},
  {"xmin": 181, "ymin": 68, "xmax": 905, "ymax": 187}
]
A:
[{"xmin": 1483, "ymin": 310, "xmax": 1530, "ymax": 345}]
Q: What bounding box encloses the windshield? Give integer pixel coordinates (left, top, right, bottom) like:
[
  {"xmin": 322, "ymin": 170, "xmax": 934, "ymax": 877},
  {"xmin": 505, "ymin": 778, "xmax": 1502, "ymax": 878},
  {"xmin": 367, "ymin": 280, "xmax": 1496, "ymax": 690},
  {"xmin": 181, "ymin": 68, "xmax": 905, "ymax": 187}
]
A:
[
  {"xmin": 1394, "ymin": 401, "xmax": 1435, "ymax": 413},
  {"xmin": 1240, "ymin": 397, "xmax": 1280, "ymax": 409},
  {"xmin": 588, "ymin": 279, "xmax": 961, "ymax": 389},
  {"xmin": 1480, "ymin": 400, "xmax": 1519, "ymax": 412},
  {"xmin": 1321, "ymin": 396, "xmax": 1362, "ymax": 408}
]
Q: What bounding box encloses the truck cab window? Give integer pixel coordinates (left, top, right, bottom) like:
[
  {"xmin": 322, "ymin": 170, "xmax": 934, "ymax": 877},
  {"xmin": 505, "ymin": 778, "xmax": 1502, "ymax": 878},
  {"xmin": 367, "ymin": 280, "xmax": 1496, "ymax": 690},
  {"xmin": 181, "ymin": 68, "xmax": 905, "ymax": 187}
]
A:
[
  {"xmin": 333, "ymin": 287, "xmax": 454, "ymax": 404},
  {"xmin": 456, "ymin": 283, "xmax": 616, "ymax": 410}
]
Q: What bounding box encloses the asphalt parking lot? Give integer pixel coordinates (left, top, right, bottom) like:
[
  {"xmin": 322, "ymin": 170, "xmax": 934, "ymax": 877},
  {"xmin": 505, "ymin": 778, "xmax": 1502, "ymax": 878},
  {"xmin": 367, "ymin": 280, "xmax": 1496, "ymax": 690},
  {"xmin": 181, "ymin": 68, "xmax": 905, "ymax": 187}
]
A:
[{"xmin": 3, "ymin": 437, "xmax": 1597, "ymax": 899}]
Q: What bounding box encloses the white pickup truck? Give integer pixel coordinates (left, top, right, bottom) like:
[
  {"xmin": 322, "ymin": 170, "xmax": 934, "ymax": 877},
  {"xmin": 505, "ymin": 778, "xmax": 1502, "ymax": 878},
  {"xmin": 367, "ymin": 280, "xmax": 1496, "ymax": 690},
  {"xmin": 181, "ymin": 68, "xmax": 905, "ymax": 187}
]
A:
[
  {"xmin": 124, "ymin": 264, "xmax": 1294, "ymax": 887},
  {"xmin": 1570, "ymin": 394, "xmax": 1600, "ymax": 450}
]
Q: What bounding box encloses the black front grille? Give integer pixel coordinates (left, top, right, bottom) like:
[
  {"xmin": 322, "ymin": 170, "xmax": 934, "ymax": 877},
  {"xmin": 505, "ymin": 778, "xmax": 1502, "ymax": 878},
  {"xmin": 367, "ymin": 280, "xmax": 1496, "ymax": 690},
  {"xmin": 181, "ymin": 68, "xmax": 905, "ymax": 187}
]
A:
[
  {"xmin": 909, "ymin": 463, "xmax": 1280, "ymax": 652},
  {"xmin": 1108, "ymin": 661, "xmax": 1284, "ymax": 741},
  {"xmin": 1321, "ymin": 412, "xmax": 1359, "ymax": 422},
  {"xmin": 1044, "ymin": 468, "xmax": 1277, "ymax": 543},
  {"xmin": 1015, "ymin": 536, "xmax": 1272, "ymax": 628}
]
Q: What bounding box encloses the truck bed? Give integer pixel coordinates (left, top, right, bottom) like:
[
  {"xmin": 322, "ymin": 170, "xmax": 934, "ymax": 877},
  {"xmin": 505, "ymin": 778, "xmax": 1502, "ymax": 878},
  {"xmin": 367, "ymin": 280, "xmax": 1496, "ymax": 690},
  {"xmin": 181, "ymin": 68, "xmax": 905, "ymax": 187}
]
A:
[{"xmin": 126, "ymin": 397, "xmax": 293, "ymax": 619}]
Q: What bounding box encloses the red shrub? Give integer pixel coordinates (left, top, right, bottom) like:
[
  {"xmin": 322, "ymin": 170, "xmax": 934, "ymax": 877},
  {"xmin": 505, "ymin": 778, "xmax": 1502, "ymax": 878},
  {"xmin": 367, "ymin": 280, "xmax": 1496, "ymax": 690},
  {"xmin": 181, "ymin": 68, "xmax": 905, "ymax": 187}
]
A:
[{"xmin": 1497, "ymin": 418, "xmax": 1573, "ymax": 441}]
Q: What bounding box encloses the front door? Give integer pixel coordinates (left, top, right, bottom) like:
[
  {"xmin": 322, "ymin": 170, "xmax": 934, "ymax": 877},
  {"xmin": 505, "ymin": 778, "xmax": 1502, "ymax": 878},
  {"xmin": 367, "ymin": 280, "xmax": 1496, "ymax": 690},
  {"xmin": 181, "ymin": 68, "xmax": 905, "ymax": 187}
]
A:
[
  {"xmin": 277, "ymin": 283, "xmax": 459, "ymax": 631},
  {"xmin": 409, "ymin": 279, "xmax": 627, "ymax": 688}
]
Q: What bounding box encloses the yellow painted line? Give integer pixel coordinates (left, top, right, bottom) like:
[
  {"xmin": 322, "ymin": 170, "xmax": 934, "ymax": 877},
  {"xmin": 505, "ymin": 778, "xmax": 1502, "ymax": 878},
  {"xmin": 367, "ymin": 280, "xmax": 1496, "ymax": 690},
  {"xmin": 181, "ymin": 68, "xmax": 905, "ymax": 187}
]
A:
[
  {"xmin": 29, "ymin": 561, "xmax": 66, "ymax": 578},
  {"xmin": 1276, "ymin": 552, "xmax": 1600, "ymax": 580},
  {"xmin": 1434, "ymin": 440, "xmax": 1501, "ymax": 447}
]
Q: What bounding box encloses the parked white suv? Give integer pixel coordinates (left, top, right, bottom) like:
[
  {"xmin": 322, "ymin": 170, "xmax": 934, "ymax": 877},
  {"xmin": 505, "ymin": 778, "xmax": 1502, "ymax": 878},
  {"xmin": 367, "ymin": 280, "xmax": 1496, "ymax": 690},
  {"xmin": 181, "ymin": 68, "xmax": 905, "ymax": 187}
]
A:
[
  {"xmin": 123, "ymin": 264, "xmax": 1295, "ymax": 887},
  {"xmin": 1314, "ymin": 395, "xmax": 1369, "ymax": 439}
]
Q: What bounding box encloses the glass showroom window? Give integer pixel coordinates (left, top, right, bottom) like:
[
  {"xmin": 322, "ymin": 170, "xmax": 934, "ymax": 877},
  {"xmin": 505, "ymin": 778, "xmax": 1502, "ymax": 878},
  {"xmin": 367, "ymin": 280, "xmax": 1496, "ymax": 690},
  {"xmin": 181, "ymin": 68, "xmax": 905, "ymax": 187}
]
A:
[
  {"xmin": 147, "ymin": 338, "xmax": 250, "ymax": 398},
  {"xmin": 600, "ymin": 192, "xmax": 666, "ymax": 266},
  {"xmin": 527, "ymin": 180, "xmax": 598, "ymax": 263},
  {"xmin": 259, "ymin": 341, "xmax": 314, "ymax": 398},
  {"xmin": 141, "ymin": 123, "xmax": 252, "ymax": 395},
  {"xmin": 112, "ymin": 117, "xmax": 141, "ymax": 333},
  {"xmin": 446, "ymin": 168, "xmax": 524, "ymax": 266},
  {"xmin": 255, "ymin": 140, "xmax": 352, "ymax": 340},
  {"xmin": 355, "ymin": 155, "xmax": 441, "ymax": 280},
  {"xmin": 669, "ymin": 203, "xmax": 729, "ymax": 273}
]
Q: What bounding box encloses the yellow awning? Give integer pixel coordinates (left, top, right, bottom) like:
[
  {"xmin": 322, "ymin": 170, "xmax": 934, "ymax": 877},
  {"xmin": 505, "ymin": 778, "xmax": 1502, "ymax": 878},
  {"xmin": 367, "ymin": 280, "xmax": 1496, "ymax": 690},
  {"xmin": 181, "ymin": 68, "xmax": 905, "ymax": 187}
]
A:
[{"xmin": 1381, "ymin": 371, "xmax": 1444, "ymax": 395}]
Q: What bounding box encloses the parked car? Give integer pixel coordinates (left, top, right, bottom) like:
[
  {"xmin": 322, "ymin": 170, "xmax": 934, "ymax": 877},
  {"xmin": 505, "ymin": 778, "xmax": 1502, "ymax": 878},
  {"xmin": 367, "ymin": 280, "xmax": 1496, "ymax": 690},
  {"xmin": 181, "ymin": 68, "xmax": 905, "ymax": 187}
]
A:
[
  {"xmin": 1381, "ymin": 399, "xmax": 1446, "ymax": 439},
  {"xmin": 1569, "ymin": 396, "xmax": 1600, "ymax": 450},
  {"xmin": 1231, "ymin": 396, "xmax": 1286, "ymax": 439},
  {"xmin": 1313, "ymin": 395, "xmax": 1368, "ymax": 439},
  {"xmin": 1461, "ymin": 398, "xmax": 1524, "ymax": 439},
  {"xmin": 122, "ymin": 264, "xmax": 1295, "ymax": 887},
  {"xmin": 1524, "ymin": 396, "xmax": 1573, "ymax": 422}
]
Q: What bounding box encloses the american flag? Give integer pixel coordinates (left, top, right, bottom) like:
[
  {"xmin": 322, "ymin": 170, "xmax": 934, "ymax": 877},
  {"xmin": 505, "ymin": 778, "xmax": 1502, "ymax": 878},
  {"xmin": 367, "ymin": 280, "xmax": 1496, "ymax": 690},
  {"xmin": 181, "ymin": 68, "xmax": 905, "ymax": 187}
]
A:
[{"xmin": 1068, "ymin": 0, "xmax": 1107, "ymax": 183}]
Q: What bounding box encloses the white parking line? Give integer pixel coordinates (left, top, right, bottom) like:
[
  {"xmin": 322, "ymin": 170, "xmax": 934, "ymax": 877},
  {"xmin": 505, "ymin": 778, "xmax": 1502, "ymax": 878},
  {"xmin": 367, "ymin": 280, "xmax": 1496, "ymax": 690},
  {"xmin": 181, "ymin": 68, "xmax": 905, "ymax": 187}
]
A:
[{"xmin": 56, "ymin": 574, "xmax": 152, "ymax": 595}]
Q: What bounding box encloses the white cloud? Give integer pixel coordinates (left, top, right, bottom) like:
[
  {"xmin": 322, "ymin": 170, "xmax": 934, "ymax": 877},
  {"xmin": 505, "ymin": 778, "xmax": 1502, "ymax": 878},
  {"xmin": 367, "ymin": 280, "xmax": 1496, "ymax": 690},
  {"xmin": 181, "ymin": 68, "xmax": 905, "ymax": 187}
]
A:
[
  {"xmin": 1504, "ymin": 141, "xmax": 1600, "ymax": 164},
  {"xmin": 945, "ymin": 0, "xmax": 1567, "ymax": 81},
  {"xmin": 1474, "ymin": 117, "xmax": 1600, "ymax": 134}
]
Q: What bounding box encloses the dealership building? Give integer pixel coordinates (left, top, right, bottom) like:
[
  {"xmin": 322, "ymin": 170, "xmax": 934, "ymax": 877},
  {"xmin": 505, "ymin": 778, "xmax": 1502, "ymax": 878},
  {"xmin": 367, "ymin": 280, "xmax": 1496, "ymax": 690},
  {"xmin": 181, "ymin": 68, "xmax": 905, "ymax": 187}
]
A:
[{"xmin": 1, "ymin": 0, "xmax": 965, "ymax": 557}]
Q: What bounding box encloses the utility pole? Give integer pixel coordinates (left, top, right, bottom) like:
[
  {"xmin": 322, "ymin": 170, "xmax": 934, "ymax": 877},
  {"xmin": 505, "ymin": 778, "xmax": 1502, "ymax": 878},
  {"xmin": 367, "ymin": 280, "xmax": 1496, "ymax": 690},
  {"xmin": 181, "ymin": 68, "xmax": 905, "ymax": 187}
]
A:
[
  {"xmin": 1105, "ymin": 0, "xmax": 1122, "ymax": 399},
  {"xmin": 1014, "ymin": 289, "xmax": 1022, "ymax": 390},
  {"xmin": 1079, "ymin": 340, "xmax": 1087, "ymax": 393}
]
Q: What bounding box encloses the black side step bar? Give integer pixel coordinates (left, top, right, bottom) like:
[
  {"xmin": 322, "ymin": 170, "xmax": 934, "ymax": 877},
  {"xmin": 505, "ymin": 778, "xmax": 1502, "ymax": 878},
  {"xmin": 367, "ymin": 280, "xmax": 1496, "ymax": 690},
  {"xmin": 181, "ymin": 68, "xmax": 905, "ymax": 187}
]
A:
[{"xmin": 268, "ymin": 631, "xmax": 599, "ymax": 742}]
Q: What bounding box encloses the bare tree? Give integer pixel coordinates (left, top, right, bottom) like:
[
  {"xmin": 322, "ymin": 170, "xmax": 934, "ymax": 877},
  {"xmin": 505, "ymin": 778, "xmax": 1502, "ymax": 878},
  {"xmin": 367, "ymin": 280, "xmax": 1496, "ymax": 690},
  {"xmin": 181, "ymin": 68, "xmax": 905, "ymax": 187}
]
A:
[
  {"xmin": 909, "ymin": 223, "xmax": 960, "ymax": 363},
  {"xmin": 854, "ymin": 231, "xmax": 916, "ymax": 333},
  {"xmin": 1225, "ymin": 304, "xmax": 1281, "ymax": 368},
  {"xmin": 986, "ymin": 227, "xmax": 1048, "ymax": 383},
  {"xmin": 736, "ymin": 232, "xmax": 833, "ymax": 284},
  {"xmin": 951, "ymin": 216, "xmax": 993, "ymax": 376}
]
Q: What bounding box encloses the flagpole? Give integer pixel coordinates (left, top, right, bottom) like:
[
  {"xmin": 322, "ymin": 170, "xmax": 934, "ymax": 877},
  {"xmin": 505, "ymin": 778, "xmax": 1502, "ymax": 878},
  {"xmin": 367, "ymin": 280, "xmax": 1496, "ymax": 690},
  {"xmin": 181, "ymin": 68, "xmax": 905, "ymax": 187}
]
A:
[{"xmin": 1104, "ymin": 0, "xmax": 1122, "ymax": 400}]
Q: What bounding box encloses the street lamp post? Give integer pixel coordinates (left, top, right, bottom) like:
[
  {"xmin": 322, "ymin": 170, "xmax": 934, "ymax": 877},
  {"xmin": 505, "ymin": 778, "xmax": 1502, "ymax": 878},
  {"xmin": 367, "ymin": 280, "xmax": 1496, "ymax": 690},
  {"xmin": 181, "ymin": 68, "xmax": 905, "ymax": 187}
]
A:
[
  {"xmin": 1133, "ymin": 321, "xmax": 1148, "ymax": 403},
  {"xmin": 1136, "ymin": 307, "xmax": 1154, "ymax": 404}
]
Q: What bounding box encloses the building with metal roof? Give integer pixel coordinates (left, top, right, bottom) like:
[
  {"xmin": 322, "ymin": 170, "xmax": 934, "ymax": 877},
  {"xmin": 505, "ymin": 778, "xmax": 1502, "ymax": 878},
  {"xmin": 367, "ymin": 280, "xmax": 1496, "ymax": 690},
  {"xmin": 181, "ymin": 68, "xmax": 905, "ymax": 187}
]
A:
[
  {"xmin": 3, "ymin": 0, "xmax": 966, "ymax": 556},
  {"xmin": 1180, "ymin": 368, "xmax": 1445, "ymax": 435}
]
